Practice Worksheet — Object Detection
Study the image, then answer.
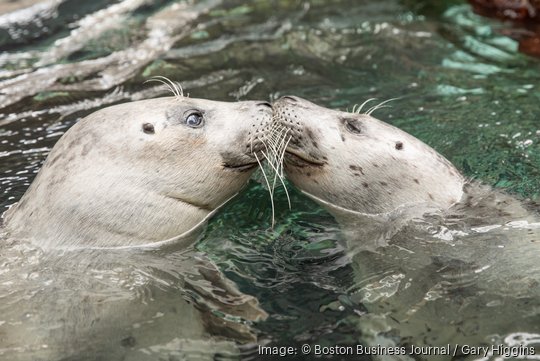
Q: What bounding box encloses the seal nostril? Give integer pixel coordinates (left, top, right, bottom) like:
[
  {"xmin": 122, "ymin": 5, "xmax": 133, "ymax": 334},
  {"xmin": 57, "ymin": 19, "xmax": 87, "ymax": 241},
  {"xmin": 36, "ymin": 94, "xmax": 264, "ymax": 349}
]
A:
[
  {"xmin": 281, "ymin": 96, "xmax": 298, "ymax": 102},
  {"xmin": 257, "ymin": 101, "xmax": 272, "ymax": 109}
]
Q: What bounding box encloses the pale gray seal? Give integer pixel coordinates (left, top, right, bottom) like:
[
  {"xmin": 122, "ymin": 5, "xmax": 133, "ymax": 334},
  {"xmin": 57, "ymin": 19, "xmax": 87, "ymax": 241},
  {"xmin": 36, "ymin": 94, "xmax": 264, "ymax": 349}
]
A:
[
  {"xmin": 0, "ymin": 95, "xmax": 272, "ymax": 360},
  {"xmin": 272, "ymin": 95, "xmax": 540, "ymax": 359},
  {"xmin": 272, "ymin": 96, "xmax": 536, "ymax": 238},
  {"xmin": 2, "ymin": 96, "xmax": 273, "ymax": 249},
  {"xmin": 273, "ymin": 95, "xmax": 468, "ymax": 248},
  {"xmin": 274, "ymin": 95, "xmax": 464, "ymax": 216}
]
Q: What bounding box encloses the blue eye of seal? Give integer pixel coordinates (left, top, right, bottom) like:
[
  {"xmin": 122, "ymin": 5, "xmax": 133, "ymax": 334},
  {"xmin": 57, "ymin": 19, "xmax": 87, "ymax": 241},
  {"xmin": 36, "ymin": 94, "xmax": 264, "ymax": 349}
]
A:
[{"xmin": 185, "ymin": 112, "xmax": 204, "ymax": 128}]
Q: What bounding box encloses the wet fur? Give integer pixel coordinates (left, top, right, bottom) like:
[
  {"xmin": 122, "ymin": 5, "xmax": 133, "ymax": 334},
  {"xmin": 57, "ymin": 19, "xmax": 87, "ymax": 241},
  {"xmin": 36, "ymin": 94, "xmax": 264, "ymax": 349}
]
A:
[{"xmin": 2, "ymin": 97, "xmax": 273, "ymax": 249}]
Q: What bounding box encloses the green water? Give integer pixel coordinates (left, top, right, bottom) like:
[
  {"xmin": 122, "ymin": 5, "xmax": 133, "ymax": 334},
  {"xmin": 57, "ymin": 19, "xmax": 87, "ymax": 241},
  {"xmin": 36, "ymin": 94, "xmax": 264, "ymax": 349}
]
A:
[{"xmin": 1, "ymin": 0, "xmax": 540, "ymax": 360}]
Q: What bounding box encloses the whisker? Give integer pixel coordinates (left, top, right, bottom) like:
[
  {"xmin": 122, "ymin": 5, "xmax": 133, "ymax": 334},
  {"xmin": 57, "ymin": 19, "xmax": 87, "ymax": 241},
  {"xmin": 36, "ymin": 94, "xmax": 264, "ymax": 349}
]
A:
[
  {"xmin": 355, "ymin": 98, "xmax": 377, "ymax": 114},
  {"xmin": 173, "ymin": 81, "xmax": 184, "ymax": 97},
  {"xmin": 276, "ymin": 135, "xmax": 292, "ymax": 209},
  {"xmin": 145, "ymin": 76, "xmax": 186, "ymax": 100},
  {"xmin": 158, "ymin": 76, "xmax": 180, "ymax": 98},
  {"xmin": 264, "ymin": 124, "xmax": 292, "ymax": 209},
  {"xmin": 261, "ymin": 141, "xmax": 279, "ymax": 192},
  {"xmin": 255, "ymin": 153, "xmax": 275, "ymax": 228},
  {"xmin": 365, "ymin": 97, "xmax": 401, "ymax": 115},
  {"xmin": 261, "ymin": 146, "xmax": 291, "ymax": 211},
  {"xmin": 144, "ymin": 77, "xmax": 177, "ymax": 97}
]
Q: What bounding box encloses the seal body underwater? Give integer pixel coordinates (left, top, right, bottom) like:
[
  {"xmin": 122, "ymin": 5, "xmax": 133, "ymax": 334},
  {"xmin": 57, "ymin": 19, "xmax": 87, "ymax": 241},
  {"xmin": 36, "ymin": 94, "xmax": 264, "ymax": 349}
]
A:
[
  {"xmin": 0, "ymin": 96, "xmax": 273, "ymax": 360},
  {"xmin": 273, "ymin": 95, "xmax": 540, "ymax": 359}
]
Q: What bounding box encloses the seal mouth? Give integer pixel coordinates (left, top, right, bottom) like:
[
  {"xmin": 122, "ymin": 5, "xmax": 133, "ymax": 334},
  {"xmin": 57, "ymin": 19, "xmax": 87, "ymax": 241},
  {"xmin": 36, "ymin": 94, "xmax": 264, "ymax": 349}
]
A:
[
  {"xmin": 223, "ymin": 161, "xmax": 259, "ymax": 172},
  {"xmin": 284, "ymin": 149, "xmax": 325, "ymax": 167}
]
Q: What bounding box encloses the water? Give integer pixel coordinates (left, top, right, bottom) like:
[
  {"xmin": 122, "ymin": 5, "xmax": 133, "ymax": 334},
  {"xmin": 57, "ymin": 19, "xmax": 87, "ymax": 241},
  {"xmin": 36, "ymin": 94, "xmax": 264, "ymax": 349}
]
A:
[{"xmin": 1, "ymin": 0, "xmax": 540, "ymax": 360}]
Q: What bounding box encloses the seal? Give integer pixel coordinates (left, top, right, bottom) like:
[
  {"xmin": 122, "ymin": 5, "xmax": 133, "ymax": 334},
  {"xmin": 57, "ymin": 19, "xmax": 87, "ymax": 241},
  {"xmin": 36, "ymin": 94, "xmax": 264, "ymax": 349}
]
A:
[
  {"xmin": 273, "ymin": 95, "xmax": 464, "ymax": 238},
  {"xmin": 272, "ymin": 96, "xmax": 538, "ymax": 241},
  {"xmin": 0, "ymin": 95, "xmax": 272, "ymax": 360},
  {"xmin": 2, "ymin": 96, "xmax": 273, "ymax": 249},
  {"xmin": 272, "ymin": 95, "xmax": 540, "ymax": 356}
]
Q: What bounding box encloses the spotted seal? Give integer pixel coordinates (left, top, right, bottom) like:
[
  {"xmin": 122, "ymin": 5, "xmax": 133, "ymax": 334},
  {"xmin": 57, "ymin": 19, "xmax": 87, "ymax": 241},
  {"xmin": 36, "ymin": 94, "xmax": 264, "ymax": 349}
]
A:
[
  {"xmin": 273, "ymin": 95, "xmax": 467, "ymax": 246},
  {"xmin": 273, "ymin": 95, "xmax": 540, "ymax": 357}
]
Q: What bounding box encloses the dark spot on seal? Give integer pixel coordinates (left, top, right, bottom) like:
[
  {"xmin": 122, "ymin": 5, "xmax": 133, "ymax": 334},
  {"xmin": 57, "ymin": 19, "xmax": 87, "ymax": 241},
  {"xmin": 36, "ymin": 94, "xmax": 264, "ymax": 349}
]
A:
[
  {"xmin": 373, "ymin": 163, "xmax": 379, "ymax": 168},
  {"xmin": 428, "ymin": 193, "xmax": 434, "ymax": 200},
  {"xmin": 395, "ymin": 141, "xmax": 403, "ymax": 150},
  {"xmin": 307, "ymin": 172, "xmax": 312, "ymax": 177},
  {"xmin": 142, "ymin": 123, "xmax": 155, "ymax": 134},
  {"xmin": 341, "ymin": 134, "xmax": 346, "ymax": 142},
  {"xmin": 413, "ymin": 178, "xmax": 419, "ymax": 184},
  {"xmin": 349, "ymin": 165, "xmax": 364, "ymax": 175},
  {"xmin": 362, "ymin": 182, "xmax": 369, "ymax": 188},
  {"xmin": 380, "ymin": 181, "xmax": 388, "ymax": 186}
]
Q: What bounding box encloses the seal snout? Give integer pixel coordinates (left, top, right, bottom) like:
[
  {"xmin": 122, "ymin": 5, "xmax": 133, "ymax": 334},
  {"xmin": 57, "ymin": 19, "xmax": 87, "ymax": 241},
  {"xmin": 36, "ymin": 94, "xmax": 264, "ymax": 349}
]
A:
[
  {"xmin": 238, "ymin": 100, "xmax": 274, "ymax": 163},
  {"xmin": 271, "ymin": 96, "xmax": 328, "ymax": 170}
]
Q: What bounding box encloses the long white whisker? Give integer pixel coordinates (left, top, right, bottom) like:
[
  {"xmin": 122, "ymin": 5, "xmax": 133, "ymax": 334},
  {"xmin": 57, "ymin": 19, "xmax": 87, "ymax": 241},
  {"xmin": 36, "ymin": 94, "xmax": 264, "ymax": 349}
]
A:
[
  {"xmin": 273, "ymin": 128, "xmax": 290, "ymax": 177},
  {"xmin": 356, "ymin": 98, "xmax": 377, "ymax": 114},
  {"xmin": 276, "ymin": 135, "xmax": 292, "ymax": 209},
  {"xmin": 366, "ymin": 97, "xmax": 401, "ymax": 115},
  {"xmin": 261, "ymin": 145, "xmax": 291, "ymax": 211},
  {"xmin": 144, "ymin": 77, "xmax": 176, "ymax": 97},
  {"xmin": 366, "ymin": 104, "xmax": 392, "ymax": 115},
  {"xmin": 265, "ymin": 125, "xmax": 288, "ymax": 163},
  {"xmin": 261, "ymin": 141, "xmax": 279, "ymax": 193},
  {"xmin": 255, "ymin": 153, "xmax": 275, "ymax": 228},
  {"xmin": 263, "ymin": 124, "xmax": 292, "ymax": 207},
  {"xmin": 153, "ymin": 76, "xmax": 179, "ymax": 97},
  {"xmin": 174, "ymin": 82, "xmax": 184, "ymax": 97}
]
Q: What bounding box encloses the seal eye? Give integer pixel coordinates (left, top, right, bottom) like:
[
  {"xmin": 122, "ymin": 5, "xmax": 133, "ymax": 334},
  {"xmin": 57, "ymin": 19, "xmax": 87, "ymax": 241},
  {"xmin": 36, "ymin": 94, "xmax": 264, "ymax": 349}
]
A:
[
  {"xmin": 142, "ymin": 123, "xmax": 155, "ymax": 134},
  {"xmin": 344, "ymin": 118, "xmax": 362, "ymax": 134},
  {"xmin": 185, "ymin": 112, "xmax": 204, "ymax": 128}
]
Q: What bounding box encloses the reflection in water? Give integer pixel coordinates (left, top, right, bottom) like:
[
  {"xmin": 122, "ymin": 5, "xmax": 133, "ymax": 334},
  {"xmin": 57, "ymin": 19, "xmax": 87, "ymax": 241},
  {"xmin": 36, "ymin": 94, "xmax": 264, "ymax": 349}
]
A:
[{"xmin": 1, "ymin": 0, "xmax": 540, "ymax": 360}]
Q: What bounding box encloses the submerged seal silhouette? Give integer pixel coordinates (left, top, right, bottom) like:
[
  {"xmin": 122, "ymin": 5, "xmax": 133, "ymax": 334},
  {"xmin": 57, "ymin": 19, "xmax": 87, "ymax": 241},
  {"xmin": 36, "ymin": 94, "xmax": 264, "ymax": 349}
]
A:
[{"xmin": 2, "ymin": 96, "xmax": 273, "ymax": 249}]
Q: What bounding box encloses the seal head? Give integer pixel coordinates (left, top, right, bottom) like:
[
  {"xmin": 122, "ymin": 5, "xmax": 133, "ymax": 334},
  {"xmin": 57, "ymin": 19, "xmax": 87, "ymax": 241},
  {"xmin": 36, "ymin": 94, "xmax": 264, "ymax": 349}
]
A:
[
  {"xmin": 3, "ymin": 97, "xmax": 273, "ymax": 249},
  {"xmin": 273, "ymin": 96, "xmax": 464, "ymax": 216}
]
